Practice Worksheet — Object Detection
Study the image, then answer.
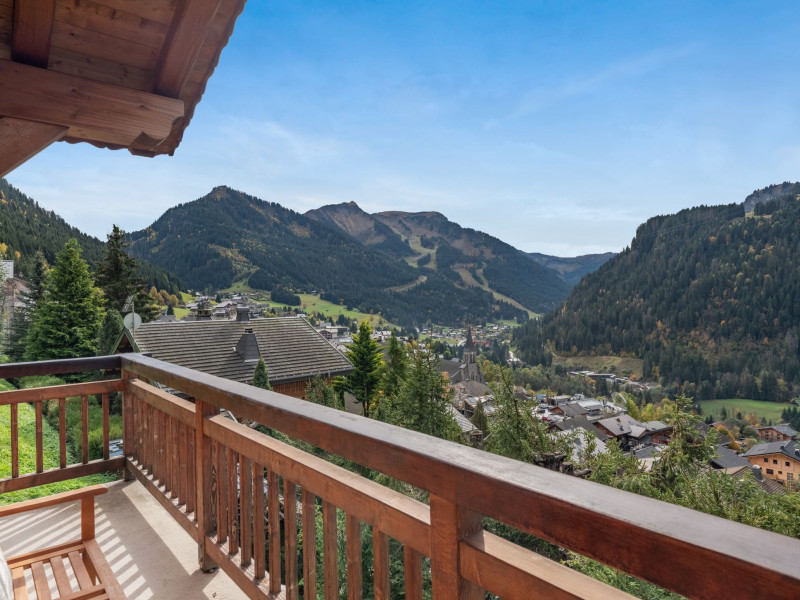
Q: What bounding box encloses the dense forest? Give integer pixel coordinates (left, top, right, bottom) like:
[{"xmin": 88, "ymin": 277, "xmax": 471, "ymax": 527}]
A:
[
  {"xmin": 128, "ymin": 186, "xmax": 530, "ymax": 326},
  {"xmin": 514, "ymin": 184, "xmax": 800, "ymax": 401},
  {"xmin": 0, "ymin": 178, "xmax": 183, "ymax": 294}
]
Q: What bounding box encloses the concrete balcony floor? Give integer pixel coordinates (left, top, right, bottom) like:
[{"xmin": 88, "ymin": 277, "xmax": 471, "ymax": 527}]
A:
[{"xmin": 0, "ymin": 480, "xmax": 249, "ymax": 599}]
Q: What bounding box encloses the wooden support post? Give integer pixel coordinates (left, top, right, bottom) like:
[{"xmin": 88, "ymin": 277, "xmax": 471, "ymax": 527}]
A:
[
  {"xmin": 323, "ymin": 501, "xmax": 338, "ymax": 600},
  {"xmin": 35, "ymin": 401, "xmax": 43, "ymax": 473},
  {"xmin": 302, "ymin": 490, "xmax": 317, "ymax": 600},
  {"xmin": 373, "ymin": 529, "xmax": 390, "ymax": 600},
  {"xmin": 404, "ymin": 547, "xmax": 422, "ymax": 600},
  {"xmin": 429, "ymin": 494, "xmax": 483, "ymax": 600},
  {"xmin": 284, "ymin": 480, "xmax": 298, "ymax": 600},
  {"xmin": 195, "ymin": 398, "xmax": 218, "ymax": 571},
  {"xmin": 102, "ymin": 394, "xmax": 110, "ymax": 461},
  {"xmin": 122, "ymin": 369, "xmax": 135, "ymax": 480},
  {"xmin": 58, "ymin": 398, "xmax": 67, "ymax": 469},
  {"xmin": 10, "ymin": 403, "xmax": 19, "ymax": 478},
  {"xmin": 81, "ymin": 396, "xmax": 89, "ymax": 464},
  {"xmin": 346, "ymin": 514, "xmax": 362, "ymax": 600}
]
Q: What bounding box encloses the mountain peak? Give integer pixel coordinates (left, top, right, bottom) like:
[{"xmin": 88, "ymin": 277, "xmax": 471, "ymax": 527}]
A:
[{"xmin": 743, "ymin": 181, "xmax": 800, "ymax": 212}]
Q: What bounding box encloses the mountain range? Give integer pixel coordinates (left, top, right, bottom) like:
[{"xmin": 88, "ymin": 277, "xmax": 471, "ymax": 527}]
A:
[
  {"xmin": 513, "ymin": 182, "xmax": 800, "ymax": 401},
  {"xmin": 126, "ymin": 186, "xmax": 585, "ymax": 327}
]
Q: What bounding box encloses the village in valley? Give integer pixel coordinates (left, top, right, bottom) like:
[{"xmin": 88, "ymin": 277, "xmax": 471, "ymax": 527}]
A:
[{"xmin": 108, "ymin": 286, "xmax": 800, "ymax": 497}]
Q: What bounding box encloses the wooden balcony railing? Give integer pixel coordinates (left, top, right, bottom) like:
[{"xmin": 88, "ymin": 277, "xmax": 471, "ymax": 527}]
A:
[{"xmin": 2, "ymin": 354, "xmax": 800, "ymax": 600}]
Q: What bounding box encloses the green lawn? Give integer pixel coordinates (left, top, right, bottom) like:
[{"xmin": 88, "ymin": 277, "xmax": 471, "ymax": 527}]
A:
[
  {"xmin": 263, "ymin": 293, "xmax": 394, "ymax": 328},
  {"xmin": 698, "ymin": 398, "xmax": 794, "ymax": 423},
  {"xmin": 0, "ymin": 401, "xmax": 117, "ymax": 504}
]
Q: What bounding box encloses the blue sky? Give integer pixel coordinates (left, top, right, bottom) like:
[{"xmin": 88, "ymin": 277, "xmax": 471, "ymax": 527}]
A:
[{"xmin": 8, "ymin": 1, "xmax": 800, "ymax": 255}]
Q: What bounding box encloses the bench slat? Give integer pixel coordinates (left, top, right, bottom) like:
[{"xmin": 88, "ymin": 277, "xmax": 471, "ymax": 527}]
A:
[
  {"xmin": 31, "ymin": 560, "xmax": 53, "ymax": 600},
  {"xmin": 50, "ymin": 554, "xmax": 74, "ymax": 596},
  {"xmin": 68, "ymin": 550, "xmax": 93, "ymax": 590},
  {"xmin": 10, "ymin": 566, "xmax": 28, "ymax": 600}
]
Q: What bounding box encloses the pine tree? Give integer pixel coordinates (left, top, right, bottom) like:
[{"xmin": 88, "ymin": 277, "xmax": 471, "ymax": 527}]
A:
[
  {"xmin": 375, "ymin": 332, "xmax": 407, "ymax": 421},
  {"xmin": 252, "ymin": 357, "xmax": 271, "ymax": 390},
  {"xmin": 471, "ymin": 398, "xmax": 489, "ymax": 433},
  {"xmin": 25, "ymin": 239, "xmax": 104, "ymax": 361},
  {"xmin": 97, "ymin": 310, "xmax": 124, "ymax": 356},
  {"xmin": 389, "ymin": 347, "xmax": 462, "ymax": 442},
  {"xmin": 5, "ymin": 251, "xmax": 47, "ymax": 361},
  {"xmin": 343, "ymin": 322, "xmax": 382, "ymax": 417},
  {"xmin": 95, "ymin": 225, "xmax": 160, "ymax": 322},
  {"xmin": 487, "ymin": 368, "xmax": 555, "ymax": 462}
]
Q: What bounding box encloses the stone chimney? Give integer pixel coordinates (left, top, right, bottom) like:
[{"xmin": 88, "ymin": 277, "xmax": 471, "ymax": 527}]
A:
[
  {"xmin": 235, "ymin": 327, "xmax": 259, "ymax": 361},
  {"xmin": 236, "ymin": 306, "xmax": 250, "ymax": 322}
]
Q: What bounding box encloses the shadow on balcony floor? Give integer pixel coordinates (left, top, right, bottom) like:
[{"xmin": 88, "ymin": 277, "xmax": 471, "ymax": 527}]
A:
[{"xmin": 0, "ymin": 479, "xmax": 249, "ymax": 599}]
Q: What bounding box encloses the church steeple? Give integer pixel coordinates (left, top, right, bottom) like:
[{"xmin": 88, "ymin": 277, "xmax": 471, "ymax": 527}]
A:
[
  {"xmin": 465, "ymin": 325, "xmax": 476, "ymax": 351},
  {"xmin": 463, "ymin": 325, "xmax": 477, "ymax": 366}
]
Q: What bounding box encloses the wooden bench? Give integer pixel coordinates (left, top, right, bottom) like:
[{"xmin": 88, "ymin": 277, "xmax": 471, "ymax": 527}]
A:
[{"xmin": 0, "ymin": 485, "xmax": 126, "ymax": 599}]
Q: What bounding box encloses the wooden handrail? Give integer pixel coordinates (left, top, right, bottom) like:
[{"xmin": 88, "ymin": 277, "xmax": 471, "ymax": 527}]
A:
[
  {"xmin": 0, "ymin": 354, "xmax": 121, "ymax": 378},
  {"xmin": 120, "ymin": 352, "xmax": 800, "ymax": 600},
  {"xmin": 0, "ymin": 379, "xmax": 123, "ymax": 405}
]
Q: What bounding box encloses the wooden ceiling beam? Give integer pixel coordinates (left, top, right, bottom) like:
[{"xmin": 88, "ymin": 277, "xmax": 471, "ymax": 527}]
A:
[
  {"xmin": 0, "ymin": 58, "xmax": 184, "ymax": 149},
  {"xmin": 12, "ymin": 0, "xmax": 55, "ymax": 68},
  {"xmin": 0, "ymin": 116, "xmax": 66, "ymax": 177},
  {"xmin": 154, "ymin": 0, "xmax": 222, "ymax": 98}
]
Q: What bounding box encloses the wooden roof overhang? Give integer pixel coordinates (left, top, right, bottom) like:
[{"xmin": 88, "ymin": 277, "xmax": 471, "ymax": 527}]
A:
[{"xmin": 0, "ymin": 0, "xmax": 247, "ymax": 177}]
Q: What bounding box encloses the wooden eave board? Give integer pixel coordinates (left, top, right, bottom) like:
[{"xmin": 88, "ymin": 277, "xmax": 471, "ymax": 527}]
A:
[{"xmin": 0, "ymin": 0, "xmax": 247, "ymax": 163}]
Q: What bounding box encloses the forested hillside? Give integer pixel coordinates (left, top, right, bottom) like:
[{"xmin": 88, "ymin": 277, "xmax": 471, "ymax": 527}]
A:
[
  {"xmin": 128, "ymin": 186, "xmax": 529, "ymax": 326},
  {"xmin": 308, "ymin": 202, "xmax": 571, "ymax": 312},
  {"xmin": 0, "ymin": 179, "xmax": 182, "ymax": 293},
  {"xmin": 514, "ymin": 185, "xmax": 800, "ymax": 401}
]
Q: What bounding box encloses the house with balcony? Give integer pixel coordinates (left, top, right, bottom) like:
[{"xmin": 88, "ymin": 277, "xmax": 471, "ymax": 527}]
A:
[
  {"xmin": 1, "ymin": 2, "xmax": 800, "ymax": 599},
  {"xmin": 744, "ymin": 440, "xmax": 800, "ymax": 490},
  {"xmin": 758, "ymin": 425, "xmax": 798, "ymax": 442}
]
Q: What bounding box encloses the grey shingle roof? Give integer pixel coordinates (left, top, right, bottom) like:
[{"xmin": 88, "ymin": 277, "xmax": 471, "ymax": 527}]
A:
[
  {"xmin": 556, "ymin": 403, "xmax": 587, "ymax": 418},
  {"xmin": 759, "ymin": 425, "xmax": 798, "ymax": 438},
  {"xmin": 711, "ymin": 443, "xmax": 751, "ymax": 469},
  {"xmin": 553, "ymin": 416, "xmax": 611, "ymax": 442},
  {"xmin": 744, "ymin": 440, "xmax": 800, "ymax": 462},
  {"xmin": 447, "ymin": 405, "xmax": 479, "ymax": 434},
  {"xmin": 597, "ymin": 414, "xmax": 641, "ymax": 436},
  {"xmin": 123, "ymin": 317, "xmax": 353, "ymax": 385}
]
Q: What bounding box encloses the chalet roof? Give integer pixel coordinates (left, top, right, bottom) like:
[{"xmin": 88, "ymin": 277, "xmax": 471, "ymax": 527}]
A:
[
  {"xmin": 710, "ymin": 443, "xmax": 751, "ymax": 470},
  {"xmin": 447, "ymin": 405, "xmax": 479, "ymax": 435},
  {"xmin": 453, "ymin": 379, "xmax": 492, "ymax": 397},
  {"xmin": 744, "ymin": 440, "xmax": 800, "ymax": 462},
  {"xmin": 642, "ymin": 421, "xmax": 672, "ymax": 433},
  {"xmin": 0, "ymin": 0, "xmax": 246, "ymax": 176},
  {"xmin": 554, "ymin": 402, "xmax": 587, "ymax": 419},
  {"xmin": 119, "ymin": 317, "xmax": 353, "ymax": 386},
  {"xmin": 552, "ymin": 416, "xmax": 611, "ymax": 442},
  {"xmin": 597, "ymin": 414, "xmax": 641, "ymax": 437},
  {"xmin": 759, "ymin": 425, "xmax": 798, "ymax": 438}
]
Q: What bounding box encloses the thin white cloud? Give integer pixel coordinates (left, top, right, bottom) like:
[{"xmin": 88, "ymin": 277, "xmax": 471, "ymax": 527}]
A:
[{"xmin": 511, "ymin": 44, "xmax": 698, "ymax": 119}]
